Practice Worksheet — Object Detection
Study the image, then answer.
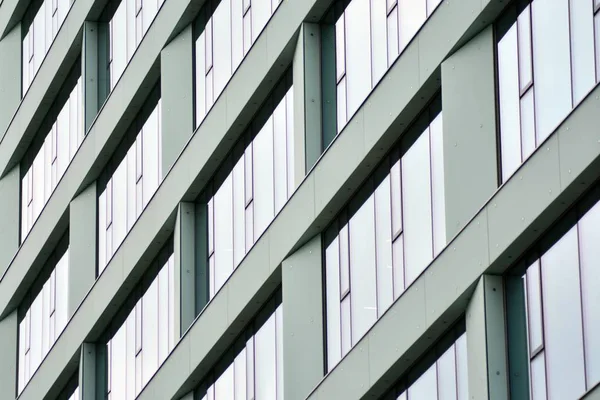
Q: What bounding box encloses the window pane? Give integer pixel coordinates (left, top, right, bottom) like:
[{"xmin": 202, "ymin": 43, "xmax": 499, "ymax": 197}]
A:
[
  {"xmin": 326, "ymin": 238, "xmax": 342, "ymax": 367},
  {"xmin": 232, "ymin": 0, "xmax": 244, "ymax": 68},
  {"xmin": 498, "ymin": 25, "xmax": 522, "ymax": 181},
  {"xmin": 392, "ymin": 234, "xmax": 404, "ymax": 299},
  {"xmin": 214, "ymin": 175, "xmax": 234, "ymax": 293},
  {"xmin": 520, "ymin": 88, "xmax": 535, "ymax": 161},
  {"xmin": 532, "ymin": 0, "xmax": 572, "ymax": 142},
  {"xmin": 273, "ymin": 99, "xmax": 288, "ymax": 213},
  {"xmin": 375, "ymin": 176, "xmax": 393, "ymax": 315},
  {"xmin": 252, "ymin": 0, "xmax": 271, "ymax": 42},
  {"xmin": 195, "ymin": 33, "xmax": 206, "ymax": 124},
  {"xmin": 213, "ymin": 0, "xmax": 232, "ymax": 98},
  {"xmin": 531, "ymin": 352, "xmax": 547, "ymax": 400},
  {"xmin": 339, "ymin": 224, "xmax": 350, "ymax": 296},
  {"xmin": 336, "ymin": 16, "xmax": 346, "ymax": 81},
  {"xmin": 142, "ymin": 280, "xmax": 159, "ymax": 385},
  {"xmin": 455, "ymin": 334, "xmax": 469, "ymax": 400},
  {"xmin": 344, "ymin": 0, "xmax": 372, "ymax": 118},
  {"xmin": 233, "ymin": 159, "xmax": 246, "ymax": 267},
  {"xmin": 541, "ymin": 227, "xmax": 586, "ymax": 399},
  {"xmin": 398, "ymin": 0, "xmax": 426, "ymax": 51},
  {"xmin": 387, "ymin": 7, "xmax": 399, "ymax": 67},
  {"xmin": 437, "ymin": 344, "xmax": 458, "ymax": 400},
  {"xmin": 215, "ymin": 364, "xmax": 234, "ymax": 399},
  {"xmin": 570, "ymin": 0, "xmax": 595, "ymax": 105},
  {"xmin": 255, "ymin": 315, "xmax": 277, "ymax": 400},
  {"xmin": 525, "ymin": 259, "xmax": 543, "ymax": 355},
  {"xmin": 253, "ymin": 121, "xmax": 275, "ymax": 239},
  {"xmin": 578, "ymin": 202, "xmax": 600, "ymax": 387},
  {"xmin": 371, "ymin": 0, "xmax": 387, "ymax": 85},
  {"xmin": 341, "ymin": 294, "xmax": 352, "ymax": 355},
  {"xmin": 234, "ymin": 348, "xmax": 247, "ymax": 400},
  {"xmin": 390, "ymin": 160, "xmax": 402, "ymax": 236},
  {"xmin": 402, "ymin": 130, "xmax": 433, "ymax": 286},
  {"xmin": 285, "ymin": 90, "xmax": 295, "ymax": 195},
  {"xmin": 407, "ymin": 362, "xmax": 437, "ymax": 399},
  {"xmin": 349, "ymin": 195, "xmax": 377, "ymax": 343},
  {"xmin": 337, "ymin": 77, "xmax": 347, "ymax": 132},
  {"xmin": 430, "ymin": 113, "xmax": 445, "ymax": 255},
  {"xmin": 517, "ymin": 7, "xmax": 533, "ymax": 91}
]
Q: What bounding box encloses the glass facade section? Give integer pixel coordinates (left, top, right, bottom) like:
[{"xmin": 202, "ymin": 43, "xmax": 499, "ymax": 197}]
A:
[
  {"xmin": 21, "ymin": 76, "xmax": 84, "ymax": 242},
  {"xmin": 98, "ymin": 97, "xmax": 162, "ymax": 273},
  {"xmin": 332, "ymin": 0, "xmax": 441, "ymax": 132},
  {"xmin": 18, "ymin": 241, "xmax": 70, "ymax": 394},
  {"xmin": 506, "ymin": 188, "xmax": 600, "ymax": 399},
  {"xmin": 22, "ymin": 0, "xmax": 73, "ymax": 93},
  {"xmin": 195, "ymin": 293, "xmax": 283, "ymax": 400},
  {"xmin": 194, "ymin": 0, "xmax": 282, "ymax": 127},
  {"xmin": 106, "ymin": 0, "xmax": 165, "ymax": 89},
  {"xmin": 325, "ymin": 100, "xmax": 444, "ymax": 369},
  {"xmin": 381, "ymin": 326, "xmax": 468, "ymax": 400},
  {"xmin": 497, "ymin": 0, "xmax": 600, "ymax": 182},
  {"xmin": 201, "ymin": 78, "xmax": 294, "ymax": 299},
  {"xmin": 105, "ymin": 250, "xmax": 176, "ymax": 399}
]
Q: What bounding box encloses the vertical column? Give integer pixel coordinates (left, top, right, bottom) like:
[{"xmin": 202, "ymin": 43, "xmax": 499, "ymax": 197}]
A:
[
  {"xmin": 161, "ymin": 24, "xmax": 193, "ymax": 178},
  {"xmin": 442, "ymin": 26, "xmax": 498, "ymax": 240},
  {"xmin": 79, "ymin": 343, "xmax": 96, "ymax": 400},
  {"xmin": 83, "ymin": 22, "xmax": 99, "ymax": 133},
  {"xmin": 466, "ymin": 275, "xmax": 509, "ymax": 400},
  {"xmin": 69, "ymin": 182, "xmax": 98, "ymax": 316},
  {"xmin": 282, "ymin": 235, "xmax": 324, "ymax": 400},
  {"xmin": 194, "ymin": 202, "xmax": 209, "ymax": 316},
  {"xmin": 0, "ymin": 165, "xmax": 20, "ymax": 275},
  {"xmin": 0, "ymin": 311, "xmax": 18, "ymax": 399},
  {"xmin": 293, "ymin": 23, "xmax": 321, "ymax": 182},
  {"xmin": 174, "ymin": 202, "xmax": 195, "ymax": 337},
  {"xmin": 0, "ymin": 23, "xmax": 21, "ymax": 136}
]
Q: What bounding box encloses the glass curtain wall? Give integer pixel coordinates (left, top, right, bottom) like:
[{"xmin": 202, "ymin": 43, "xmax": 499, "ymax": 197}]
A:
[
  {"xmin": 506, "ymin": 186, "xmax": 600, "ymax": 400},
  {"xmin": 381, "ymin": 326, "xmax": 468, "ymax": 400},
  {"xmin": 194, "ymin": 0, "xmax": 283, "ymax": 128},
  {"xmin": 198, "ymin": 74, "xmax": 293, "ymax": 300},
  {"xmin": 105, "ymin": 0, "xmax": 165, "ymax": 90},
  {"xmin": 194, "ymin": 291, "xmax": 283, "ymax": 400},
  {"xmin": 104, "ymin": 246, "xmax": 176, "ymax": 399},
  {"xmin": 327, "ymin": 0, "xmax": 442, "ymax": 134},
  {"xmin": 22, "ymin": 0, "xmax": 73, "ymax": 93},
  {"xmin": 98, "ymin": 90, "xmax": 162, "ymax": 273},
  {"xmin": 497, "ymin": 0, "xmax": 600, "ymax": 182},
  {"xmin": 18, "ymin": 237, "xmax": 70, "ymax": 394},
  {"xmin": 324, "ymin": 98, "xmax": 444, "ymax": 369},
  {"xmin": 21, "ymin": 72, "xmax": 84, "ymax": 242}
]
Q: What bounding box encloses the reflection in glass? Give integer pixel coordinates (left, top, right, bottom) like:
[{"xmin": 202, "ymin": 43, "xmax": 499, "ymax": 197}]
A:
[
  {"xmin": 325, "ymin": 106, "xmax": 444, "ymax": 370},
  {"xmin": 21, "ymin": 78, "xmax": 84, "ymax": 242}
]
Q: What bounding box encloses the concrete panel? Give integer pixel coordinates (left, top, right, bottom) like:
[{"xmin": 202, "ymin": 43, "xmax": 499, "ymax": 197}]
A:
[
  {"xmin": 466, "ymin": 275, "xmax": 509, "ymax": 400},
  {"xmin": 486, "ymin": 134, "xmax": 561, "ymax": 262},
  {"xmin": 314, "ymin": 110, "xmax": 365, "ymax": 213},
  {"xmin": 425, "ymin": 211, "xmax": 490, "ymax": 327},
  {"xmin": 0, "ymin": 23, "xmax": 21, "ymax": 135},
  {"xmin": 442, "ymin": 26, "xmax": 498, "ymax": 240},
  {"xmin": 0, "ymin": 165, "xmax": 19, "ymax": 276},
  {"xmin": 79, "ymin": 343, "xmax": 96, "ymax": 400},
  {"xmin": 69, "ymin": 182, "xmax": 98, "ymax": 317},
  {"xmin": 175, "ymin": 202, "xmax": 196, "ymax": 336},
  {"xmin": 83, "ymin": 22, "xmax": 99, "ymax": 133},
  {"xmin": 557, "ymin": 88, "xmax": 600, "ymax": 191},
  {"xmin": 584, "ymin": 385, "xmax": 600, "ymax": 400},
  {"xmin": 292, "ymin": 25, "xmax": 307, "ymax": 184},
  {"xmin": 161, "ymin": 25, "xmax": 193, "ymax": 177},
  {"xmin": 282, "ymin": 235, "xmax": 324, "ymax": 400},
  {"xmin": 0, "ymin": 310, "xmax": 17, "ymax": 399},
  {"xmin": 268, "ymin": 174, "xmax": 316, "ymax": 271}
]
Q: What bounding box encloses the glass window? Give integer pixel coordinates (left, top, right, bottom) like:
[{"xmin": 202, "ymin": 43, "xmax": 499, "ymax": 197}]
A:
[
  {"xmin": 344, "ymin": 0, "xmax": 372, "ymax": 118},
  {"xmin": 200, "ymin": 84, "xmax": 294, "ymax": 301},
  {"xmin": 325, "ymin": 102, "xmax": 443, "ymax": 370},
  {"xmin": 98, "ymin": 98, "xmax": 162, "ymax": 273},
  {"xmin": 195, "ymin": 299, "xmax": 283, "ymax": 400},
  {"xmin": 105, "ymin": 251, "xmax": 175, "ymax": 398},
  {"xmin": 18, "ymin": 245, "xmax": 69, "ymax": 393},
  {"xmin": 569, "ymin": 0, "xmax": 595, "ymax": 105},
  {"xmin": 21, "ymin": 78, "xmax": 84, "ymax": 242}
]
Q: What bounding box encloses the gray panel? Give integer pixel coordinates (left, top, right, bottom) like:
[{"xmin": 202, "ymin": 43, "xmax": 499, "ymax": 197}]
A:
[
  {"xmin": 0, "ymin": 23, "xmax": 21, "ymax": 136},
  {"xmin": 69, "ymin": 182, "xmax": 98, "ymax": 317},
  {"xmin": 0, "ymin": 311, "xmax": 17, "ymax": 399},
  {"xmin": 0, "ymin": 165, "xmax": 19, "ymax": 276},
  {"xmin": 442, "ymin": 26, "xmax": 498, "ymax": 240},
  {"xmin": 584, "ymin": 384, "xmax": 600, "ymax": 400},
  {"xmin": 282, "ymin": 235, "xmax": 324, "ymax": 400},
  {"xmin": 79, "ymin": 343, "xmax": 96, "ymax": 400},
  {"xmin": 161, "ymin": 25, "xmax": 193, "ymax": 178},
  {"xmin": 486, "ymin": 134, "xmax": 561, "ymax": 262},
  {"xmin": 83, "ymin": 22, "xmax": 99, "ymax": 133}
]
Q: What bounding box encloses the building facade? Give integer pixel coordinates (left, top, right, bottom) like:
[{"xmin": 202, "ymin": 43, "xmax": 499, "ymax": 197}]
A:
[{"xmin": 0, "ymin": 0, "xmax": 599, "ymax": 399}]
